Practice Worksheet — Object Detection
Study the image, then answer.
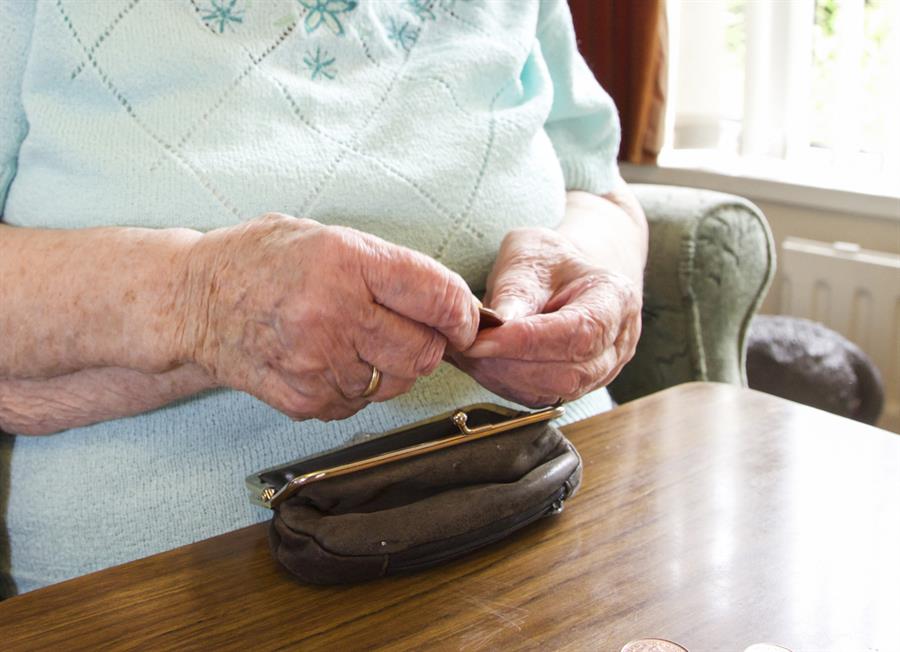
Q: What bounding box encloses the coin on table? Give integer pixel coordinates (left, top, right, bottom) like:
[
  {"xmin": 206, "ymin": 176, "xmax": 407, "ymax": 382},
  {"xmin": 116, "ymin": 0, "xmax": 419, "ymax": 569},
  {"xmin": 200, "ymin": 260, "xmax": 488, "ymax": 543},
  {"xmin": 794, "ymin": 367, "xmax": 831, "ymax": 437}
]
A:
[
  {"xmin": 621, "ymin": 639, "xmax": 689, "ymax": 652},
  {"xmin": 744, "ymin": 644, "xmax": 792, "ymax": 652}
]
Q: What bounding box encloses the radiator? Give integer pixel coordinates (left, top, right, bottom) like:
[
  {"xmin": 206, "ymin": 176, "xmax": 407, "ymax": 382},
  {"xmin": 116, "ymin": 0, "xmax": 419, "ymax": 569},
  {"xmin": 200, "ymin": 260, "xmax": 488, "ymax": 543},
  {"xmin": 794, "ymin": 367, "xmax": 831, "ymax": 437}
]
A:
[{"xmin": 777, "ymin": 237, "xmax": 900, "ymax": 432}]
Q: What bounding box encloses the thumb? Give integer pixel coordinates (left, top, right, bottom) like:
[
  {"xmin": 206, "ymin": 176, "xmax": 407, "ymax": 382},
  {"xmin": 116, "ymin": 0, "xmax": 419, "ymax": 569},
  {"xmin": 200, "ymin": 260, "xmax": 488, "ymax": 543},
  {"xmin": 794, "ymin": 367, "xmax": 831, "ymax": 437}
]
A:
[
  {"xmin": 490, "ymin": 296, "xmax": 533, "ymax": 322},
  {"xmin": 486, "ymin": 268, "xmax": 551, "ymax": 322}
]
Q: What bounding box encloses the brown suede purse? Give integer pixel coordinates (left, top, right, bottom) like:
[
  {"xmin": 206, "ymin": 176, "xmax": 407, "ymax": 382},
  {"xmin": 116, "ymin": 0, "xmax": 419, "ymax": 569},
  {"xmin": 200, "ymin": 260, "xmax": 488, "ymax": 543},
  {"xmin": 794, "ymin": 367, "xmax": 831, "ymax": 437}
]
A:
[{"xmin": 246, "ymin": 404, "xmax": 582, "ymax": 585}]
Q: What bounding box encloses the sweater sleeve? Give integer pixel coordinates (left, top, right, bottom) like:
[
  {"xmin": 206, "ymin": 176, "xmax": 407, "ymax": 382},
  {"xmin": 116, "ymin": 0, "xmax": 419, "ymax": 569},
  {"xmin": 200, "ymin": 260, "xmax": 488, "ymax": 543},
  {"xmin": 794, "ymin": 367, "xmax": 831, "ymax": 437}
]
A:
[
  {"xmin": 537, "ymin": 0, "xmax": 621, "ymax": 196},
  {"xmin": 0, "ymin": 0, "xmax": 35, "ymax": 215}
]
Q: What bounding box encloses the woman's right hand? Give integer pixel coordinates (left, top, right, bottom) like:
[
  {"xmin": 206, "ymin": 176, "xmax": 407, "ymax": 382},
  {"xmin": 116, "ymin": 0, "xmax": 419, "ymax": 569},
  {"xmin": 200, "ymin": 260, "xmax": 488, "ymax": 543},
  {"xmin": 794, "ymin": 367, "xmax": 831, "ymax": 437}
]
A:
[{"xmin": 175, "ymin": 213, "xmax": 480, "ymax": 421}]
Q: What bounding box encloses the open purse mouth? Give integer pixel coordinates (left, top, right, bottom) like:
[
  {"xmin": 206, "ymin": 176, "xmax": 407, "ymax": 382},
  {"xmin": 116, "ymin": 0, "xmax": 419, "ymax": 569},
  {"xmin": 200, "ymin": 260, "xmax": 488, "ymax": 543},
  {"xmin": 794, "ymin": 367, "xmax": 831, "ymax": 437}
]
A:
[{"xmin": 247, "ymin": 402, "xmax": 565, "ymax": 509}]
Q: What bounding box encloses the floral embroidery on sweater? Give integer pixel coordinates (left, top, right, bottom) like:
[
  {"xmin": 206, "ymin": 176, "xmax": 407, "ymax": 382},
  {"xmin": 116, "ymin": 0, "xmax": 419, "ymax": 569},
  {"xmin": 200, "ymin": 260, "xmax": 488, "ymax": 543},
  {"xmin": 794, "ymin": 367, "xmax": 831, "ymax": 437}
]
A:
[
  {"xmin": 298, "ymin": 0, "xmax": 358, "ymax": 36},
  {"xmin": 201, "ymin": 0, "xmax": 244, "ymax": 33},
  {"xmin": 191, "ymin": 0, "xmax": 470, "ymax": 81},
  {"xmin": 303, "ymin": 45, "xmax": 337, "ymax": 80},
  {"xmin": 406, "ymin": 0, "xmax": 437, "ymax": 22},
  {"xmin": 386, "ymin": 17, "xmax": 419, "ymax": 53}
]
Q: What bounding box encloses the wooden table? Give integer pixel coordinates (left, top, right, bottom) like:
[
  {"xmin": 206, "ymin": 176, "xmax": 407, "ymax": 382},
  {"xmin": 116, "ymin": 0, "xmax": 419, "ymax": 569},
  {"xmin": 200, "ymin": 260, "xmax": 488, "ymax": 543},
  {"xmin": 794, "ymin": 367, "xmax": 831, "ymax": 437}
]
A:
[{"xmin": 2, "ymin": 383, "xmax": 899, "ymax": 651}]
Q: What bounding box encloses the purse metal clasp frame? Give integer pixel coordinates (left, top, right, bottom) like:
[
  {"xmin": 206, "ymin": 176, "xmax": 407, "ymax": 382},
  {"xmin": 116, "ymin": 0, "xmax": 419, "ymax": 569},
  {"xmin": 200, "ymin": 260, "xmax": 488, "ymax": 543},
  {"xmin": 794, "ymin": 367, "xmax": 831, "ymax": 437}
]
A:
[
  {"xmin": 448, "ymin": 404, "xmax": 563, "ymax": 437},
  {"xmin": 259, "ymin": 404, "xmax": 565, "ymax": 509}
]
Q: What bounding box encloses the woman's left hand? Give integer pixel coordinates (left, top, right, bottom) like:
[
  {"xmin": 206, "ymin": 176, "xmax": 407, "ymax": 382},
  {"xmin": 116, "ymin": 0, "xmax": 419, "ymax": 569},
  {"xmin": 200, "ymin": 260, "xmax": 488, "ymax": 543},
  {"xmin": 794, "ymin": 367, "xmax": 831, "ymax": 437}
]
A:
[{"xmin": 449, "ymin": 227, "xmax": 642, "ymax": 407}]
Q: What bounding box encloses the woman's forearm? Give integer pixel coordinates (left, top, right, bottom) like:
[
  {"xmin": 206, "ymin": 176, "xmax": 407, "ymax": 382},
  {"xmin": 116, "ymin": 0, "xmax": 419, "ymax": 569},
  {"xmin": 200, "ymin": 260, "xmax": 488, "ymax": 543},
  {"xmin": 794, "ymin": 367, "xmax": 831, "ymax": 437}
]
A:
[
  {"xmin": 555, "ymin": 185, "xmax": 648, "ymax": 286},
  {"xmin": 0, "ymin": 223, "xmax": 202, "ymax": 379},
  {"xmin": 0, "ymin": 214, "xmax": 485, "ymax": 433},
  {"xmin": 0, "ymin": 364, "xmax": 215, "ymax": 435}
]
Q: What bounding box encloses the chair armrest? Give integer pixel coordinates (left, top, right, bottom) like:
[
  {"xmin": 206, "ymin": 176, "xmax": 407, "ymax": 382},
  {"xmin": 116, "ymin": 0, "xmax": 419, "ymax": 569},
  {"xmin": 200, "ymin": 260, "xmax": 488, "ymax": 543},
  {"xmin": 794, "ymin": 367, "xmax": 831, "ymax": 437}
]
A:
[{"xmin": 608, "ymin": 184, "xmax": 776, "ymax": 403}]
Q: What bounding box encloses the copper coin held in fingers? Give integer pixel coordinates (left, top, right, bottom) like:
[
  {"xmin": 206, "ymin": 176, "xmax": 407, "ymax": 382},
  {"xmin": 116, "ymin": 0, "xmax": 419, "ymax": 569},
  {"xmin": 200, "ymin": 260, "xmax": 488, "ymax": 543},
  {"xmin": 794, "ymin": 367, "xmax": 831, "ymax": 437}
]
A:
[{"xmin": 478, "ymin": 306, "xmax": 505, "ymax": 330}]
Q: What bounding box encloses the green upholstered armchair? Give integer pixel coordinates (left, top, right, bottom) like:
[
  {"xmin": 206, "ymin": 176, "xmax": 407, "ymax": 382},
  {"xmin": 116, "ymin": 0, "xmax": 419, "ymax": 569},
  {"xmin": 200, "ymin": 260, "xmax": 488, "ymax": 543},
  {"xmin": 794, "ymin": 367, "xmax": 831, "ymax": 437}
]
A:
[{"xmin": 608, "ymin": 184, "xmax": 776, "ymax": 404}]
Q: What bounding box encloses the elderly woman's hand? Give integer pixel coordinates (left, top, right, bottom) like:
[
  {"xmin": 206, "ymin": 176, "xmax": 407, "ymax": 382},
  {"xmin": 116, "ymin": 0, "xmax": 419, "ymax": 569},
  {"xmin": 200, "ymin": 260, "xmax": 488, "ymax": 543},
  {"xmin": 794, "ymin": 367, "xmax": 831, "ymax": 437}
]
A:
[
  {"xmin": 449, "ymin": 188, "xmax": 647, "ymax": 407},
  {"xmin": 449, "ymin": 227, "xmax": 641, "ymax": 406},
  {"xmin": 179, "ymin": 213, "xmax": 480, "ymax": 421}
]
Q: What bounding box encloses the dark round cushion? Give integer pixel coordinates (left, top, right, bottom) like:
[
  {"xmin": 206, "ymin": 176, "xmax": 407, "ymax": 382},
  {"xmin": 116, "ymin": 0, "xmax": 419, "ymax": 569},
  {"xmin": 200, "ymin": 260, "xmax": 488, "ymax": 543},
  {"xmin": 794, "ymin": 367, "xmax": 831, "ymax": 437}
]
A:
[{"xmin": 746, "ymin": 315, "xmax": 884, "ymax": 424}]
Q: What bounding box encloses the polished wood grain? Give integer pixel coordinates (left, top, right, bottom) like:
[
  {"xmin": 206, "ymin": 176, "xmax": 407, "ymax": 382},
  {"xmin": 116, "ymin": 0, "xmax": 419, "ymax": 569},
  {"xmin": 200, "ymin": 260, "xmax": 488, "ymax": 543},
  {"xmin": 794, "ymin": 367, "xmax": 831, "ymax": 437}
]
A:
[{"xmin": 2, "ymin": 383, "xmax": 898, "ymax": 651}]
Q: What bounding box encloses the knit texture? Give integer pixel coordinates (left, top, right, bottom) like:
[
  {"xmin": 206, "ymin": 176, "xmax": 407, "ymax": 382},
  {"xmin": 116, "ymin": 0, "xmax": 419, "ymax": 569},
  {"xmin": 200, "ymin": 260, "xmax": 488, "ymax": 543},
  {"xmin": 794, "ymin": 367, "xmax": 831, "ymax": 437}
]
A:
[{"xmin": 0, "ymin": 0, "xmax": 620, "ymax": 594}]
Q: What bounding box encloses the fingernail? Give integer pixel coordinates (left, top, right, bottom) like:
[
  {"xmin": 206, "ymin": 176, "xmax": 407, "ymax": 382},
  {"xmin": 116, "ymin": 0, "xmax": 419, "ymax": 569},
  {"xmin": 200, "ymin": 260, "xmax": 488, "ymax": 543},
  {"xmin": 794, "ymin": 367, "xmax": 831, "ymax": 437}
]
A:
[
  {"xmin": 493, "ymin": 299, "xmax": 529, "ymax": 321},
  {"xmin": 465, "ymin": 340, "xmax": 500, "ymax": 358}
]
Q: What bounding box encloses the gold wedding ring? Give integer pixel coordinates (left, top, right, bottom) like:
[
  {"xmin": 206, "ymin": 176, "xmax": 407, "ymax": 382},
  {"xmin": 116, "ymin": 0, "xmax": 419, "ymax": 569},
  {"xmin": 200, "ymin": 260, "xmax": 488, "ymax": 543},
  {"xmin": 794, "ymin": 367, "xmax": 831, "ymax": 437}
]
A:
[{"xmin": 361, "ymin": 365, "xmax": 382, "ymax": 398}]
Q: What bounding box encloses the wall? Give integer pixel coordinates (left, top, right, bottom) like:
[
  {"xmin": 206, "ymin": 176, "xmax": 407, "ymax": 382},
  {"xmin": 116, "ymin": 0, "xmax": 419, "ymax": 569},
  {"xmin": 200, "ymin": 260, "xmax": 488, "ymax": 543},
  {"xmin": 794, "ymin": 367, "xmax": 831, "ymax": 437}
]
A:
[{"xmin": 754, "ymin": 199, "xmax": 900, "ymax": 313}]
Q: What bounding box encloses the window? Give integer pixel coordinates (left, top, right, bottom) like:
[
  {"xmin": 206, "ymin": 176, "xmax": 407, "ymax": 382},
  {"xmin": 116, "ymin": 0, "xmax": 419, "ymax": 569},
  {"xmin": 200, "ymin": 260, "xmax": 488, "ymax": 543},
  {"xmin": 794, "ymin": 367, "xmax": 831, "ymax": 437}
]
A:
[{"xmin": 665, "ymin": 0, "xmax": 900, "ymax": 196}]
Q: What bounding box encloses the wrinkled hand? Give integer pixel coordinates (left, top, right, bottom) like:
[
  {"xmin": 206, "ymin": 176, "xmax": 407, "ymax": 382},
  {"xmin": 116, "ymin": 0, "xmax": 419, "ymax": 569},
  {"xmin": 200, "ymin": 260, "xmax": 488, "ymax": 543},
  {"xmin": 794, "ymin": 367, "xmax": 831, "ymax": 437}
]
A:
[
  {"xmin": 177, "ymin": 213, "xmax": 479, "ymax": 421},
  {"xmin": 450, "ymin": 228, "xmax": 641, "ymax": 406}
]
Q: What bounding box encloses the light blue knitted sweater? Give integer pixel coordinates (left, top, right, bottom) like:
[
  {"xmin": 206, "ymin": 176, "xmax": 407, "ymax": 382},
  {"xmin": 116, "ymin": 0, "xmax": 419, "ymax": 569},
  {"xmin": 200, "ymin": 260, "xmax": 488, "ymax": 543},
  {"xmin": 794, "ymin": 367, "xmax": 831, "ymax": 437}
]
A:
[{"xmin": 0, "ymin": 0, "xmax": 620, "ymax": 595}]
